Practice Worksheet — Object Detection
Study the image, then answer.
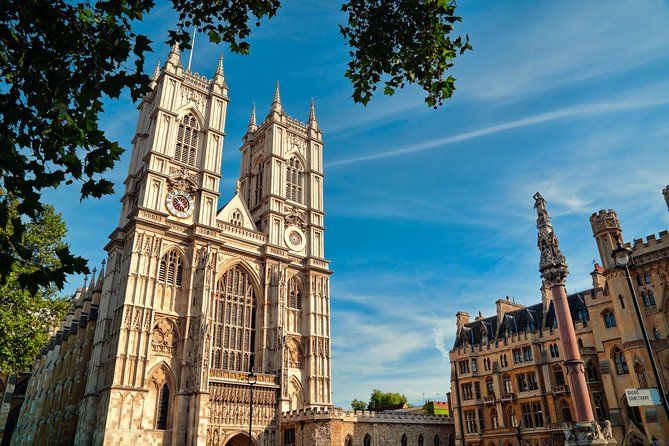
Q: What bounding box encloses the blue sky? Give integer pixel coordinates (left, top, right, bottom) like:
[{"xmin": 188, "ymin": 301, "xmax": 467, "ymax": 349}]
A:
[{"xmin": 48, "ymin": 0, "xmax": 669, "ymax": 408}]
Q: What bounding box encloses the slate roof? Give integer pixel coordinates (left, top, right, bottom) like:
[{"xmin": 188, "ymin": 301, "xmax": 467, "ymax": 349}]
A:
[{"xmin": 453, "ymin": 292, "xmax": 591, "ymax": 348}]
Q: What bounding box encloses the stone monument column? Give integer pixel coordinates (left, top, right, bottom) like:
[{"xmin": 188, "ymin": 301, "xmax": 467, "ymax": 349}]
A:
[{"xmin": 533, "ymin": 193, "xmax": 614, "ymax": 445}]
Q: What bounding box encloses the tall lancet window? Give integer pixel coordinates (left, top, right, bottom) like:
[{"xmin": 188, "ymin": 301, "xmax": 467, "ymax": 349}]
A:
[
  {"xmin": 286, "ymin": 156, "xmax": 304, "ymax": 203},
  {"xmin": 254, "ymin": 160, "xmax": 264, "ymax": 206},
  {"xmin": 175, "ymin": 112, "xmax": 199, "ymax": 165},
  {"xmin": 212, "ymin": 266, "xmax": 256, "ymax": 372},
  {"xmin": 156, "ymin": 383, "xmax": 170, "ymax": 430}
]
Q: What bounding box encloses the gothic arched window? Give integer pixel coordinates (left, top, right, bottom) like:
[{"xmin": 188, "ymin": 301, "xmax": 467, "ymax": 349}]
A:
[
  {"xmin": 212, "ymin": 266, "xmax": 256, "ymax": 372},
  {"xmin": 363, "ymin": 434, "xmax": 371, "ymax": 446},
  {"xmin": 254, "ymin": 159, "xmax": 264, "ymax": 206},
  {"xmin": 418, "ymin": 434, "xmax": 424, "ymax": 446},
  {"xmin": 401, "ymin": 434, "xmax": 407, "ymax": 446},
  {"xmin": 503, "ymin": 374, "xmax": 512, "ymax": 394},
  {"xmin": 345, "ymin": 436, "xmax": 352, "ymax": 446},
  {"xmin": 648, "ymin": 290, "xmax": 656, "ymax": 306},
  {"xmin": 603, "ymin": 310, "xmax": 617, "ymax": 328},
  {"xmin": 156, "ymin": 383, "xmax": 170, "ymax": 430},
  {"xmin": 619, "ymin": 294, "xmax": 625, "ymax": 309},
  {"xmin": 612, "ymin": 347, "xmax": 628, "ymax": 375},
  {"xmin": 644, "ymin": 272, "xmax": 651, "ymax": 284},
  {"xmin": 286, "ymin": 156, "xmax": 304, "ymax": 203},
  {"xmin": 175, "ymin": 112, "xmax": 199, "ymax": 165},
  {"xmin": 433, "ymin": 434, "xmax": 440, "ymax": 446},
  {"xmin": 586, "ymin": 361, "xmax": 599, "ymax": 382},
  {"xmin": 158, "ymin": 249, "xmax": 183, "ymax": 287},
  {"xmin": 490, "ymin": 408, "xmax": 499, "ymax": 429},
  {"xmin": 577, "ymin": 308, "xmax": 589, "ymax": 325},
  {"xmin": 288, "ymin": 278, "xmax": 302, "ymax": 310}
]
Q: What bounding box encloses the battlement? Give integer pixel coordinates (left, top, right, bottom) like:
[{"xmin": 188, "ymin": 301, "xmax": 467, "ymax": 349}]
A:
[
  {"xmin": 281, "ymin": 408, "xmax": 453, "ymax": 425},
  {"xmin": 589, "ymin": 209, "xmax": 620, "ymax": 235},
  {"xmin": 629, "ymin": 230, "xmax": 669, "ymax": 262}
]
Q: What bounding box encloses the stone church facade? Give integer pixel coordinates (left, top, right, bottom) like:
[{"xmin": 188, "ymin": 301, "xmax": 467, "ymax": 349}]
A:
[{"xmin": 8, "ymin": 44, "xmax": 332, "ymax": 446}]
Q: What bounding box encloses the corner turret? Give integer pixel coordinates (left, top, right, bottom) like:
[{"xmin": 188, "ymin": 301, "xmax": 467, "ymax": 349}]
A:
[{"xmin": 589, "ymin": 209, "xmax": 622, "ymax": 269}]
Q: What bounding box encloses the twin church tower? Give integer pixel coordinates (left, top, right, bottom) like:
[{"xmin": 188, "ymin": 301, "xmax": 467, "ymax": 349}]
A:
[{"xmin": 11, "ymin": 45, "xmax": 332, "ymax": 445}]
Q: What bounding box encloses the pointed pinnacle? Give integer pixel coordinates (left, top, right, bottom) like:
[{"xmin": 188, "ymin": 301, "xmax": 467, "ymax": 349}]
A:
[
  {"xmin": 217, "ymin": 54, "xmax": 224, "ymax": 76},
  {"xmin": 271, "ymin": 81, "xmax": 282, "ymax": 112},
  {"xmin": 167, "ymin": 42, "xmax": 181, "ymax": 67},
  {"xmin": 248, "ymin": 103, "xmax": 257, "ymax": 131},
  {"xmin": 152, "ymin": 60, "xmax": 161, "ymax": 80}
]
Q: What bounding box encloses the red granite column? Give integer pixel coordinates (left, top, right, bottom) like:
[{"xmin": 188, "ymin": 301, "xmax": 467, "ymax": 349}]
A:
[{"xmin": 534, "ymin": 193, "xmax": 594, "ymax": 423}]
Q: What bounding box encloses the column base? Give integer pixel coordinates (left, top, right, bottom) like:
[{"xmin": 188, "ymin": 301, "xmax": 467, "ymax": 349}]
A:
[{"xmin": 563, "ymin": 421, "xmax": 617, "ymax": 445}]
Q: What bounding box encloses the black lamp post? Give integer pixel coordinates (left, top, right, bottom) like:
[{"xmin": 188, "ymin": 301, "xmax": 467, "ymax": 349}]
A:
[
  {"xmin": 514, "ymin": 424, "xmax": 522, "ymax": 446},
  {"xmin": 247, "ymin": 368, "xmax": 257, "ymax": 446},
  {"xmin": 611, "ymin": 240, "xmax": 669, "ymax": 421}
]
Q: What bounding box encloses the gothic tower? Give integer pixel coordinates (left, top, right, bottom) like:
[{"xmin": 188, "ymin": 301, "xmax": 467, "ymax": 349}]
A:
[
  {"xmin": 65, "ymin": 47, "xmax": 331, "ymax": 446},
  {"xmin": 234, "ymin": 84, "xmax": 332, "ymax": 412}
]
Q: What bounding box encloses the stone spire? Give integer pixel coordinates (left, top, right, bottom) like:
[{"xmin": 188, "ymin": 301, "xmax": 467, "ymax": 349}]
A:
[
  {"xmin": 307, "ymin": 97, "xmax": 318, "ymax": 130},
  {"xmin": 534, "ymin": 192, "xmax": 568, "ymax": 286},
  {"xmin": 213, "ymin": 54, "xmax": 225, "ymax": 87},
  {"xmin": 663, "ymin": 184, "xmax": 669, "ymax": 211},
  {"xmin": 271, "ymin": 81, "xmax": 282, "ymax": 113},
  {"xmin": 88, "ymin": 267, "xmax": 97, "ymax": 293},
  {"xmin": 149, "ymin": 60, "xmax": 161, "ymax": 89},
  {"xmin": 166, "ymin": 42, "xmax": 181, "ymax": 71},
  {"xmin": 248, "ymin": 103, "xmax": 257, "ymax": 132},
  {"xmin": 95, "ymin": 259, "xmax": 105, "ymax": 292}
]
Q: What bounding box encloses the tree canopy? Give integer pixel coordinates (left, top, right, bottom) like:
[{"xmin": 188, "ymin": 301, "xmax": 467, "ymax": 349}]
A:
[
  {"xmin": 0, "ymin": 195, "xmax": 71, "ymax": 373},
  {"xmin": 0, "ymin": 0, "xmax": 470, "ymax": 294},
  {"xmin": 351, "ymin": 389, "xmax": 409, "ymax": 410}
]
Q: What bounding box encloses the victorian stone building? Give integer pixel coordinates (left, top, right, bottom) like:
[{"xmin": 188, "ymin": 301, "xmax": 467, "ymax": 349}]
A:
[
  {"xmin": 450, "ymin": 186, "xmax": 669, "ymax": 446},
  {"xmin": 0, "ymin": 46, "xmax": 455, "ymax": 446}
]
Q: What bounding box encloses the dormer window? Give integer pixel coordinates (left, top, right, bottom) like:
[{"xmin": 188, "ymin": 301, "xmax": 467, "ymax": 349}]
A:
[{"xmin": 175, "ymin": 112, "xmax": 199, "ymax": 165}]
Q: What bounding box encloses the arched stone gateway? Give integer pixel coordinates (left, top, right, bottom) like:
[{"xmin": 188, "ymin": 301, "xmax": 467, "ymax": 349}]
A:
[{"xmin": 225, "ymin": 432, "xmax": 255, "ymax": 446}]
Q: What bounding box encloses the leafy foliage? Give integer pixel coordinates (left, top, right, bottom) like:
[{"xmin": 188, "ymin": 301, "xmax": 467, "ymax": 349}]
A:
[
  {"xmin": 351, "ymin": 398, "xmax": 367, "ymax": 410},
  {"xmin": 368, "ymin": 389, "xmax": 409, "ymax": 408},
  {"xmin": 0, "ymin": 196, "xmax": 71, "ymax": 373},
  {"xmin": 340, "ymin": 0, "xmax": 472, "ymax": 107}
]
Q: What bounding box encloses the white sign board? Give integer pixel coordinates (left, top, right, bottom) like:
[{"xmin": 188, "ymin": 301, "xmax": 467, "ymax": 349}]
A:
[{"xmin": 625, "ymin": 388, "xmax": 662, "ymax": 407}]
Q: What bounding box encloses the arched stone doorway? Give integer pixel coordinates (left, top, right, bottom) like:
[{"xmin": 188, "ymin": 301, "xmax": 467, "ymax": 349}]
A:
[{"xmin": 225, "ymin": 433, "xmax": 255, "ymax": 446}]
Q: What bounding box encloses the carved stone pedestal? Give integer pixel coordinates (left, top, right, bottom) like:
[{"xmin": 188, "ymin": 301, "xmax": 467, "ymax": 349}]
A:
[{"xmin": 563, "ymin": 421, "xmax": 617, "ymax": 445}]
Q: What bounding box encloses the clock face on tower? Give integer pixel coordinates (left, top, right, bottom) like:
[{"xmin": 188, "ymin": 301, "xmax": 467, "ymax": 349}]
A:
[
  {"xmin": 165, "ymin": 189, "xmax": 195, "ymax": 218},
  {"xmin": 284, "ymin": 225, "xmax": 306, "ymax": 251}
]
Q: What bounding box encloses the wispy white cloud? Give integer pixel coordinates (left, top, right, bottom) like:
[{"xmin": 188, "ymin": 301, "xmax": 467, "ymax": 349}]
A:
[{"xmin": 327, "ymin": 81, "xmax": 669, "ymax": 167}]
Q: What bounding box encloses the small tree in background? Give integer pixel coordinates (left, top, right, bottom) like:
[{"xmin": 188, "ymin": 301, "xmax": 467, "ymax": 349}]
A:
[{"xmin": 0, "ymin": 195, "xmax": 71, "ymax": 373}]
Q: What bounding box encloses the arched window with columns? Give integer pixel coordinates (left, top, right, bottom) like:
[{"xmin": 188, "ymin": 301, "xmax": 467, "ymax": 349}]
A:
[{"xmin": 211, "ymin": 265, "xmax": 257, "ymax": 371}]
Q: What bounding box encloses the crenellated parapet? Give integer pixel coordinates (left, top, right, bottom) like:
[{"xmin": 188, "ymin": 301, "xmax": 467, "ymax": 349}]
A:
[{"xmin": 281, "ymin": 407, "xmax": 453, "ymax": 424}]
